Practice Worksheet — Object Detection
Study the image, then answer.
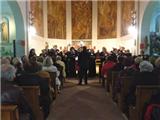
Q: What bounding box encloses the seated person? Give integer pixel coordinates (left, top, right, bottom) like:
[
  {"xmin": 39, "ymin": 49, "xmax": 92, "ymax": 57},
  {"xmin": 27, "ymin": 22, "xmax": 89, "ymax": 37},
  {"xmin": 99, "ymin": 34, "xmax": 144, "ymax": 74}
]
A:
[
  {"xmin": 11, "ymin": 57, "xmax": 24, "ymax": 77},
  {"xmin": 154, "ymin": 57, "xmax": 160, "ymax": 83},
  {"xmin": 126, "ymin": 61, "xmax": 159, "ymax": 107},
  {"xmin": 15, "ymin": 62, "xmax": 51, "ymax": 119},
  {"xmin": 111, "ymin": 56, "xmax": 124, "ymax": 71},
  {"xmin": 43, "ymin": 56, "xmax": 61, "ymax": 93},
  {"xmin": 56, "ymin": 56, "xmax": 66, "ymax": 81},
  {"xmin": 1, "ymin": 64, "xmax": 34, "ymax": 120},
  {"xmin": 101, "ymin": 55, "xmax": 116, "ymax": 78},
  {"xmin": 143, "ymin": 91, "xmax": 160, "ymax": 120}
]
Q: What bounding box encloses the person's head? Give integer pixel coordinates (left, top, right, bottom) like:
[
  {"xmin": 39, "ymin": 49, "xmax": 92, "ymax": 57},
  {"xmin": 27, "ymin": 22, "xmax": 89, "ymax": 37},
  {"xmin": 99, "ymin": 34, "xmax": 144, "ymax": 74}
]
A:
[
  {"xmin": 56, "ymin": 56, "xmax": 62, "ymax": 61},
  {"xmin": 82, "ymin": 46, "xmax": 87, "ymax": 51},
  {"xmin": 29, "ymin": 48, "xmax": 35, "ymax": 54},
  {"xmin": 117, "ymin": 56, "xmax": 124, "ymax": 63},
  {"xmin": 134, "ymin": 56, "xmax": 143, "ymax": 65},
  {"xmin": 12, "ymin": 57, "xmax": 21, "ymax": 66},
  {"xmin": 1, "ymin": 64, "xmax": 16, "ymax": 81},
  {"xmin": 123, "ymin": 56, "xmax": 133, "ymax": 67},
  {"xmin": 107, "ymin": 55, "xmax": 115, "ymax": 62},
  {"xmin": 21, "ymin": 55, "xmax": 29, "ymax": 63},
  {"xmin": 155, "ymin": 57, "xmax": 160, "ymax": 68},
  {"xmin": 143, "ymin": 55, "xmax": 149, "ymax": 61},
  {"xmin": 29, "ymin": 56, "xmax": 37, "ymax": 64},
  {"xmin": 139, "ymin": 61, "xmax": 153, "ymax": 72},
  {"xmin": 102, "ymin": 47, "xmax": 107, "ymax": 52},
  {"xmin": 1, "ymin": 57, "xmax": 10, "ymax": 65},
  {"xmin": 43, "ymin": 56, "xmax": 53, "ymax": 67},
  {"xmin": 37, "ymin": 56, "xmax": 44, "ymax": 64}
]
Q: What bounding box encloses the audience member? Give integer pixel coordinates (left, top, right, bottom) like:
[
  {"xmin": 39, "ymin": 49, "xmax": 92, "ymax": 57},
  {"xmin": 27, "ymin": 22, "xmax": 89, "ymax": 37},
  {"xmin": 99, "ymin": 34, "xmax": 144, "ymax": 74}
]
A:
[{"xmin": 1, "ymin": 64, "xmax": 34, "ymax": 120}]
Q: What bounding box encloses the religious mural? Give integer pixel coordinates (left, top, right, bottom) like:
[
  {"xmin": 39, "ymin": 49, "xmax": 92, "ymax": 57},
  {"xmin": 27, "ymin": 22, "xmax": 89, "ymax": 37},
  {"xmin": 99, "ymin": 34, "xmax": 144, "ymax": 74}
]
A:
[
  {"xmin": 121, "ymin": 1, "xmax": 135, "ymax": 36},
  {"xmin": 72, "ymin": 1, "xmax": 92, "ymax": 39},
  {"xmin": 30, "ymin": 1, "xmax": 44, "ymax": 37},
  {"xmin": 47, "ymin": 1, "xmax": 66, "ymax": 39},
  {"xmin": 1, "ymin": 17, "xmax": 13, "ymax": 56},
  {"xmin": 98, "ymin": 1, "xmax": 117, "ymax": 39},
  {"xmin": 1, "ymin": 17, "xmax": 9, "ymax": 43}
]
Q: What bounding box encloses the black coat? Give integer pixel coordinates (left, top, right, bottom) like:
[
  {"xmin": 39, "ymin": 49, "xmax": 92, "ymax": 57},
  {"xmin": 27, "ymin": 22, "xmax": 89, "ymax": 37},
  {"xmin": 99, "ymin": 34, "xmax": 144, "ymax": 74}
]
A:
[{"xmin": 78, "ymin": 51, "xmax": 90, "ymax": 69}]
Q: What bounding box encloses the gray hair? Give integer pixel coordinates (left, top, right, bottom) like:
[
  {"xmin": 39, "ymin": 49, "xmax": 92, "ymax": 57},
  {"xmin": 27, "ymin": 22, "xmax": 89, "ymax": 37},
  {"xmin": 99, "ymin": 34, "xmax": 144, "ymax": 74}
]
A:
[
  {"xmin": 56, "ymin": 56, "xmax": 62, "ymax": 61},
  {"xmin": 139, "ymin": 61, "xmax": 153, "ymax": 72},
  {"xmin": 1, "ymin": 64, "xmax": 16, "ymax": 81},
  {"xmin": 134, "ymin": 56, "xmax": 143, "ymax": 64},
  {"xmin": 155, "ymin": 57, "xmax": 160, "ymax": 68},
  {"xmin": 12, "ymin": 57, "xmax": 21, "ymax": 66},
  {"xmin": 1, "ymin": 57, "xmax": 10, "ymax": 65},
  {"xmin": 43, "ymin": 56, "xmax": 53, "ymax": 67}
]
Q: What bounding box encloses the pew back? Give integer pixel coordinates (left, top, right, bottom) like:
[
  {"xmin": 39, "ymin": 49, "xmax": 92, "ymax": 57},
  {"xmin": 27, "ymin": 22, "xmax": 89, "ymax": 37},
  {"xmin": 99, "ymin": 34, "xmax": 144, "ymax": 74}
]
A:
[
  {"xmin": 136, "ymin": 85, "xmax": 160, "ymax": 120},
  {"xmin": 21, "ymin": 86, "xmax": 43, "ymax": 120},
  {"xmin": 48, "ymin": 72, "xmax": 57, "ymax": 98},
  {"xmin": 110, "ymin": 71, "xmax": 120, "ymax": 97},
  {"xmin": 1, "ymin": 104, "xmax": 19, "ymax": 120},
  {"xmin": 118, "ymin": 76, "xmax": 133, "ymax": 111}
]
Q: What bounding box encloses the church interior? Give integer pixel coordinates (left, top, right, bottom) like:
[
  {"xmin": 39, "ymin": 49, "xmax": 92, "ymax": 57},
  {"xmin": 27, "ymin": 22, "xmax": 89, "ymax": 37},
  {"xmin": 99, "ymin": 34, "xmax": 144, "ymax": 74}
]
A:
[{"xmin": 1, "ymin": 0, "xmax": 160, "ymax": 120}]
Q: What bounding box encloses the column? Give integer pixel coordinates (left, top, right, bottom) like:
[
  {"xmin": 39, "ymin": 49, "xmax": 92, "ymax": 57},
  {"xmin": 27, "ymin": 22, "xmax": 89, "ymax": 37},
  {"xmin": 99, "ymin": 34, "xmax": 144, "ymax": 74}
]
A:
[
  {"xmin": 117, "ymin": 1, "xmax": 121, "ymax": 38},
  {"xmin": 43, "ymin": 1, "xmax": 48, "ymax": 40},
  {"xmin": 25, "ymin": 1, "xmax": 29, "ymax": 55},
  {"xmin": 92, "ymin": 1, "xmax": 97, "ymax": 47},
  {"xmin": 66, "ymin": 1, "xmax": 72, "ymax": 45},
  {"xmin": 135, "ymin": 1, "xmax": 140, "ymax": 55}
]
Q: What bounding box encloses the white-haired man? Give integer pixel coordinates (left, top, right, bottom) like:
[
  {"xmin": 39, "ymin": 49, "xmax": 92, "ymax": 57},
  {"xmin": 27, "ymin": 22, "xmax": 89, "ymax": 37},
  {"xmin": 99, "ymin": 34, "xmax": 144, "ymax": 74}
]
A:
[{"xmin": 1, "ymin": 64, "xmax": 34, "ymax": 120}]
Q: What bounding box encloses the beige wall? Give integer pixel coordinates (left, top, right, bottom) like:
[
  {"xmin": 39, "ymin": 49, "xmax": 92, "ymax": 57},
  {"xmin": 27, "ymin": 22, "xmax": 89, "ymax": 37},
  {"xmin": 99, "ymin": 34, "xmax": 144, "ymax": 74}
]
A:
[{"xmin": 17, "ymin": 1, "xmax": 150, "ymax": 55}]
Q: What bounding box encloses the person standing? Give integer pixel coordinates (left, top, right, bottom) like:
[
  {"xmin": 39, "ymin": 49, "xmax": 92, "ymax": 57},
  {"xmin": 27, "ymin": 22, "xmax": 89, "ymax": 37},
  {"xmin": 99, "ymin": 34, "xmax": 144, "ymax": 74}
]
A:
[{"xmin": 78, "ymin": 46, "xmax": 90, "ymax": 85}]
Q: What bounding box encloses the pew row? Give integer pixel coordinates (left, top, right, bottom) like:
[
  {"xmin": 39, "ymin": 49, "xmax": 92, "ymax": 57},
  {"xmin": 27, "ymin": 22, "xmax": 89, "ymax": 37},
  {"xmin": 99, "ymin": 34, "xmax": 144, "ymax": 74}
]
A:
[{"xmin": 129, "ymin": 85, "xmax": 160, "ymax": 120}]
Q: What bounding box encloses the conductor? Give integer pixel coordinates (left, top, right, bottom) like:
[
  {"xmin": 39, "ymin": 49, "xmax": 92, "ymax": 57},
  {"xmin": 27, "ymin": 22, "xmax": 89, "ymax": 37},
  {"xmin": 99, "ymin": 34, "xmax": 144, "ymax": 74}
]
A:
[{"xmin": 78, "ymin": 46, "xmax": 90, "ymax": 85}]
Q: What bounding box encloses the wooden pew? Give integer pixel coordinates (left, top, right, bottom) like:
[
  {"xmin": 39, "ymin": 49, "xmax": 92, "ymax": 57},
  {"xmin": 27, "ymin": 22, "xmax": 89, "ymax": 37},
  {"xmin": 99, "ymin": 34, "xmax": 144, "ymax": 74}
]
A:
[
  {"xmin": 21, "ymin": 86, "xmax": 43, "ymax": 120},
  {"xmin": 1, "ymin": 104, "xmax": 19, "ymax": 120},
  {"xmin": 105, "ymin": 70, "xmax": 112, "ymax": 92},
  {"xmin": 110, "ymin": 71, "xmax": 120, "ymax": 98},
  {"xmin": 48, "ymin": 72, "xmax": 57, "ymax": 98},
  {"xmin": 117, "ymin": 76, "xmax": 133, "ymax": 111},
  {"xmin": 129, "ymin": 85, "xmax": 160, "ymax": 120}
]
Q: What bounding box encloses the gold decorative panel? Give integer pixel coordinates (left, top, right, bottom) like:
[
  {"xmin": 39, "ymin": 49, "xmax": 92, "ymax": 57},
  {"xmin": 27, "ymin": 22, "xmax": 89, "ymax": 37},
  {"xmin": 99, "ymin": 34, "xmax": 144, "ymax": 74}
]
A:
[
  {"xmin": 30, "ymin": 1, "xmax": 44, "ymax": 37},
  {"xmin": 72, "ymin": 1, "xmax": 92, "ymax": 39},
  {"xmin": 121, "ymin": 1, "xmax": 135, "ymax": 36},
  {"xmin": 98, "ymin": 1, "xmax": 117, "ymax": 39},
  {"xmin": 47, "ymin": 1, "xmax": 66, "ymax": 39}
]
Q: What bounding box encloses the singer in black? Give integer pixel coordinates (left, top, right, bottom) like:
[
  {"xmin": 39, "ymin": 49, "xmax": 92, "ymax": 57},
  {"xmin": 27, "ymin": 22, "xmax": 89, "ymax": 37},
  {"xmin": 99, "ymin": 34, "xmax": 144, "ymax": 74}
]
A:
[{"xmin": 78, "ymin": 46, "xmax": 90, "ymax": 85}]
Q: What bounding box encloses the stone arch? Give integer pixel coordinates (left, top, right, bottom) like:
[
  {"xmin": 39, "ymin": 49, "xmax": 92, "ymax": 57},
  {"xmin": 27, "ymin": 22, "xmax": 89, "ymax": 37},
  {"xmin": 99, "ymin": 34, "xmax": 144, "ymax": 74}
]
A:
[
  {"xmin": 7, "ymin": 1, "xmax": 25, "ymax": 56},
  {"xmin": 141, "ymin": 1, "xmax": 160, "ymax": 54}
]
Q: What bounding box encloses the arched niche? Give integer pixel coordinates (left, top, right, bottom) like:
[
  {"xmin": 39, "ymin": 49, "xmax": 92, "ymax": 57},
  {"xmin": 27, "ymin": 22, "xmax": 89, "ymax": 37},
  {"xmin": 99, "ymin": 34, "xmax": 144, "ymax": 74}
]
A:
[
  {"xmin": 1, "ymin": 1, "xmax": 25, "ymax": 57},
  {"xmin": 141, "ymin": 1, "xmax": 160, "ymax": 55}
]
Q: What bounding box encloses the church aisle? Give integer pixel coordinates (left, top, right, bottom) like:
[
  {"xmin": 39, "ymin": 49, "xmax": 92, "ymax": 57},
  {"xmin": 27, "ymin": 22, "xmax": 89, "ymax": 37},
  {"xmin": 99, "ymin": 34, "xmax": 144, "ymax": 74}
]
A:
[{"xmin": 47, "ymin": 79, "xmax": 126, "ymax": 120}]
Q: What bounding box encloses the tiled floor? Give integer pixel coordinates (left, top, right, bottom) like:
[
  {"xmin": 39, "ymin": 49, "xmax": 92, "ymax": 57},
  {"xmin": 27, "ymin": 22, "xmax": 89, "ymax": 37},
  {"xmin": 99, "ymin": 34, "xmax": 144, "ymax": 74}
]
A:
[{"xmin": 47, "ymin": 79, "xmax": 126, "ymax": 120}]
